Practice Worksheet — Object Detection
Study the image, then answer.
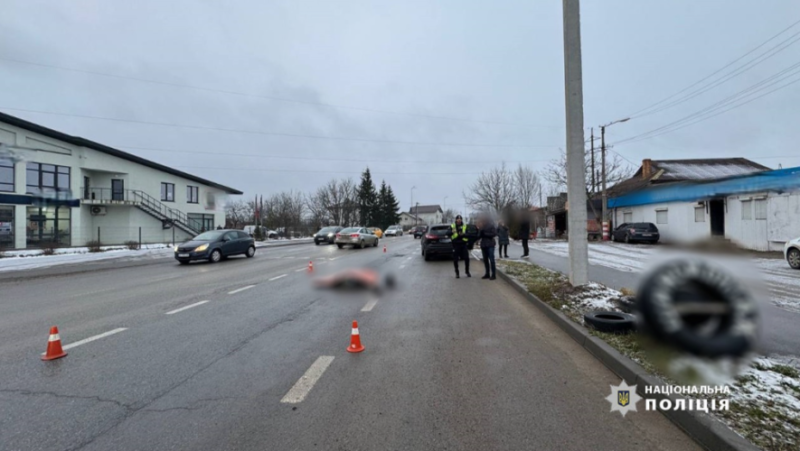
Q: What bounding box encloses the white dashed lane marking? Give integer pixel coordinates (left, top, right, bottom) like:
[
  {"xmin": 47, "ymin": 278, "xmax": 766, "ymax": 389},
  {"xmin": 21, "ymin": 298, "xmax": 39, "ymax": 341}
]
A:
[
  {"xmin": 361, "ymin": 296, "xmax": 379, "ymax": 312},
  {"xmin": 269, "ymin": 274, "xmax": 287, "ymax": 281},
  {"xmin": 228, "ymin": 285, "xmax": 255, "ymax": 295},
  {"xmin": 165, "ymin": 300, "xmax": 209, "ymax": 315},
  {"xmin": 280, "ymin": 356, "xmax": 335, "ymax": 404},
  {"xmin": 42, "ymin": 328, "xmax": 128, "ymax": 354}
]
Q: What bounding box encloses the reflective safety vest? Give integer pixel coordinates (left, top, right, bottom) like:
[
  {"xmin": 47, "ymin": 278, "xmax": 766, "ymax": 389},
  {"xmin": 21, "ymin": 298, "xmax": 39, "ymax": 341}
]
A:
[{"xmin": 450, "ymin": 223, "xmax": 469, "ymax": 242}]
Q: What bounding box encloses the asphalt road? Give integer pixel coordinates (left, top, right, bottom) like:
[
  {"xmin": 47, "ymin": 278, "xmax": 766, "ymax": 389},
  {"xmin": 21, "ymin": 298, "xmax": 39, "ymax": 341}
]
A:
[
  {"xmin": 0, "ymin": 237, "xmax": 701, "ymax": 451},
  {"xmin": 507, "ymin": 240, "xmax": 800, "ymax": 357}
]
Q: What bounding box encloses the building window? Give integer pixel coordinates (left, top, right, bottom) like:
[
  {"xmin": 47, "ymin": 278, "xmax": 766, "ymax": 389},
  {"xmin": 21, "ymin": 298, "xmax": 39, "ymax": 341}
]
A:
[
  {"xmin": 0, "ymin": 205, "xmax": 13, "ymax": 249},
  {"xmin": 187, "ymin": 186, "xmax": 199, "ymax": 204},
  {"xmin": 741, "ymin": 199, "xmax": 752, "ymax": 220},
  {"xmin": 26, "ymin": 205, "xmax": 70, "ymax": 247},
  {"xmin": 26, "ymin": 163, "xmax": 70, "ymax": 196},
  {"xmin": 755, "ymin": 199, "xmax": 767, "ymax": 220},
  {"xmin": 656, "ymin": 209, "xmax": 668, "ymax": 224},
  {"xmin": 694, "ymin": 207, "xmax": 705, "ymax": 222},
  {"xmin": 187, "ymin": 213, "xmax": 214, "ymax": 232},
  {"xmin": 161, "ymin": 182, "xmax": 175, "ymax": 202},
  {"xmin": 0, "ymin": 158, "xmax": 14, "ymax": 192},
  {"xmin": 623, "ymin": 212, "xmax": 632, "ymax": 223}
]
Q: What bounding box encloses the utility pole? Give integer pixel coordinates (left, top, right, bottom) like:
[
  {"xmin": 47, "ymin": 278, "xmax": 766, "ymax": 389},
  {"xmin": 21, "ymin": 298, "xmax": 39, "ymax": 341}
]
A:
[
  {"xmin": 590, "ymin": 127, "xmax": 595, "ymax": 194},
  {"xmin": 562, "ymin": 0, "xmax": 589, "ymax": 286},
  {"xmin": 601, "ymin": 126, "xmax": 607, "ymax": 240}
]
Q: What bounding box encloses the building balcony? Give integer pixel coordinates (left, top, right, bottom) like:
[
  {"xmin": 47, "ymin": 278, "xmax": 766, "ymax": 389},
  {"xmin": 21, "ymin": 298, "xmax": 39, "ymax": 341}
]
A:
[{"xmin": 81, "ymin": 187, "xmax": 140, "ymax": 205}]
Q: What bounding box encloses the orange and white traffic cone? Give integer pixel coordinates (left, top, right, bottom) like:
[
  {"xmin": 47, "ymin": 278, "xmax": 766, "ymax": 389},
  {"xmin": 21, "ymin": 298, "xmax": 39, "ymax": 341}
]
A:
[
  {"xmin": 41, "ymin": 326, "xmax": 67, "ymax": 361},
  {"xmin": 307, "ymin": 261, "xmax": 313, "ymax": 273},
  {"xmin": 383, "ymin": 245, "xmax": 386, "ymax": 253},
  {"xmin": 347, "ymin": 320, "xmax": 365, "ymax": 353}
]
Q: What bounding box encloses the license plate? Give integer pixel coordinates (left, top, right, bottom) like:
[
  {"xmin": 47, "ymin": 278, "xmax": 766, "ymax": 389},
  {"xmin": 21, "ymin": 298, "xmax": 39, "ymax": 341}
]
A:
[
  {"xmin": 441, "ymin": 239, "xmax": 451, "ymax": 243},
  {"xmin": 178, "ymin": 253, "xmax": 190, "ymax": 258},
  {"xmin": 641, "ymin": 234, "xmax": 652, "ymax": 237}
]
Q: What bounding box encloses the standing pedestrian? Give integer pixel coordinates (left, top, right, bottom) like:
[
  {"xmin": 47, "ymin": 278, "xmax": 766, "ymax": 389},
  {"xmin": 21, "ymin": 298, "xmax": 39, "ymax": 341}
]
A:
[
  {"xmin": 497, "ymin": 220, "xmax": 510, "ymax": 259},
  {"xmin": 477, "ymin": 216, "xmax": 497, "ymax": 280},
  {"xmin": 519, "ymin": 212, "xmax": 531, "ymax": 259},
  {"xmin": 450, "ymin": 215, "xmax": 471, "ymax": 279}
]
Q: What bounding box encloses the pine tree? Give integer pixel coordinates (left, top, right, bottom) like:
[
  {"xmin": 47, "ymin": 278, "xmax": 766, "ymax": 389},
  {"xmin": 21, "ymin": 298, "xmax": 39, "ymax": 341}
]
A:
[
  {"xmin": 376, "ymin": 181, "xmax": 389, "ymax": 229},
  {"xmin": 385, "ymin": 185, "xmax": 401, "ymax": 227},
  {"xmin": 357, "ymin": 168, "xmax": 378, "ymax": 226}
]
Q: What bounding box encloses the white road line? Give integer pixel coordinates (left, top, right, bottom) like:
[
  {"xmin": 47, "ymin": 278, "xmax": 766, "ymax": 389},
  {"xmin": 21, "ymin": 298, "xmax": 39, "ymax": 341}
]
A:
[
  {"xmin": 295, "ymin": 267, "xmax": 307, "ymax": 272},
  {"xmin": 165, "ymin": 300, "xmax": 209, "ymax": 315},
  {"xmin": 43, "ymin": 328, "xmax": 128, "ymax": 354},
  {"xmin": 269, "ymin": 274, "xmax": 287, "ymax": 281},
  {"xmin": 280, "ymin": 356, "xmax": 335, "ymax": 404},
  {"xmin": 361, "ymin": 297, "xmax": 379, "ymax": 312},
  {"xmin": 228, "ymin": 285, "xmax": 255, "ymax": 295}
]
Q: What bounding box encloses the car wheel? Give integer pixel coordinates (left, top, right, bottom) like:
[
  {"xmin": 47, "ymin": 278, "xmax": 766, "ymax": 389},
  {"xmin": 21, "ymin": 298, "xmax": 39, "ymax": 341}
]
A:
[
  {"xmin": 359, "ymin": 240, "xmax": 365, "ymax": 249},
  {"xmin": 315, "ymin": 241, "xmax": 320, "ymax": 245},
  {"xmin": 337, "ymin": 244, "xmax": 344, "ymax": 249},
  {"xmin": 374, "ymin": 240, "xmax": 379, "ymax": 247},
  {"xmin": 624, "ymin": 234, "xmax": 630, "ymax": 244},
  {"xmin": 788, "ymin": 248, "xmax": 800, "ymax": 269},
  {"xmin": 209, "ymin": 249, "xmax": 222, "ymax": 263},
  {"xmin": 423, "ymin": 249, "xmax": 430, "ymax": 261},
  {"xmin": 583, "ymin": 311, "xmax": 635, "ymax": 334},
  {"xmin": 246, "ymin": 246, "xmax": 255, "ymax": 258}
]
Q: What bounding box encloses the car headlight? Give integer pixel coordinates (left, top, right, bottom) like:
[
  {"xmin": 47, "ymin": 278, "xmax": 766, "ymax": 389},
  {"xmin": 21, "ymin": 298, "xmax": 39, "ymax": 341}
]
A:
[
  {"xmin": 173, "ymin": 245, "xmax": 179, "ymax": 252},
  {"xmin": 195, "ymin": 244, "xmax": 209, "ymax": 252},
  {"xmin": 328, "ymin": 233, "xmax": 333, "ymax": 237}
]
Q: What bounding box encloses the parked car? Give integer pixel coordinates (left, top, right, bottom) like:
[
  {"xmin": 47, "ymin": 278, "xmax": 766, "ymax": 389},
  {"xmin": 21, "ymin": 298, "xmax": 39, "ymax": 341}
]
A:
[
  {"xmin": 314, "ymin": 226, "xmax": 343, "ymax": 245},
  {"xmin": 384, "ymin": 225, "xmax": 402, "ymax": 237},
  {"xmin": 611, "ymin": 222, "xmax": 660, "ymax": 244},
  {"xmin": 335, "ymin": 227, "xmax": 379, "ymax": 249},
  {"xmin": 412, "ymin": 225, "xmax": 428, "ymax": 239},
  {"xmin": 784, "ymin": 236, "xmax": 800, "ymax": 269},
  {"xmin": 175, "ymin": 229, "xmax": 255, "ymax": 264},
  {"xmin": 368, "ymin": 227, "xmax": 383, "ymax": 238},
  {"xmin": 421, "ymin": 224, "xmax": 456, "ymax": 261}
]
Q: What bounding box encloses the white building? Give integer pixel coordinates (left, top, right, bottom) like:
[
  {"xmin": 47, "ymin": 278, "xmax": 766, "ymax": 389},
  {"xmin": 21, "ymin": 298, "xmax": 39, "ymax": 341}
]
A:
[
  {"xmin": 398, "ymin": 212, "xmax": 421, "ymax": 229},
  {"xmin": 409, "ymin": 205, "xmax": 443, "ymax": 225},
  {"xmin": 0, "ymin": 112, "xmax": 241, "ymax": 250},
  {"xmin": 608, "ymin": 159, "xmax": 800, "ymax": 251}
]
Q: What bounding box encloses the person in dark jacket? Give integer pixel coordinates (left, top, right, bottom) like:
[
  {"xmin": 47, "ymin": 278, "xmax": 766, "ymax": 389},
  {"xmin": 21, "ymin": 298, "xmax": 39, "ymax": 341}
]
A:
[
  {"xmin": 497, "ymin": 220, "xmax": 510, "ymax": 259},
  {"xmin": 477, "ymin": 216, "xmax": 497, "ymax": 280},
  {"xmin": 519, "ymin": 213, "xmax": 531, "ymax": 258},
  {"xmin": 450, "ymin": 215, "xmax": 471, "ymax": 279}
]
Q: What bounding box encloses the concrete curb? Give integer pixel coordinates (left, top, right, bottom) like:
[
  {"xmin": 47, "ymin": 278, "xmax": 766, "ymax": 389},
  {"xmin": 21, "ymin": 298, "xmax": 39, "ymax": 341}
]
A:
[
  {"xmin": 255, "ymin": 240, "xmax": 313, "ymax": 248},
  {"xmin": 496, "ymin": 267, "xmax": 760, "ymax": 451}
]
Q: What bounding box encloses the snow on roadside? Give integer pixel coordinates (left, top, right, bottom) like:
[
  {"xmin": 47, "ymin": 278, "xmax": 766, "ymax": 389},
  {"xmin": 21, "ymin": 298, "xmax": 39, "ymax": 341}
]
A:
[
  {"xmin": 1, "ymin": 243, "xmax": 170, "ymax": 258},
  {"xmin": 0, "ymin": 247, "xmax": 172, "ymax": 272}
]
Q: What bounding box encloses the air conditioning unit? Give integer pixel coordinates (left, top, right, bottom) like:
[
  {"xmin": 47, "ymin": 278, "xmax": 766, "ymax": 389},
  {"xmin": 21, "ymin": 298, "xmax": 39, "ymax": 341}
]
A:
[{"xmin": 90, "ymin": 206, "xmax": 107, "ymax": 216}]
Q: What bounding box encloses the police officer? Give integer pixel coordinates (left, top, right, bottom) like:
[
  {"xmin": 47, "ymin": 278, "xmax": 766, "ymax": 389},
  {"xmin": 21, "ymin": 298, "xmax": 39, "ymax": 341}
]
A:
[{"xmin": 451, "ymin": 215, "xmax": 471, "ymax": 278}]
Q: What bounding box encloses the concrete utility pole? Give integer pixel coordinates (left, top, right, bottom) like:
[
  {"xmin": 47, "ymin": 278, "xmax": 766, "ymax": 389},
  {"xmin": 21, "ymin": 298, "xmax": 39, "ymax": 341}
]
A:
[
  {"xmin": 599, "ymin": 117, "xmax": 629, "ymax": 241},
  {"xmin": 562, "ymin": 0, "xmax": 589, "ymax": 286},
  {"xmin": 590, "ymin": 128, "xmax": 595, "ymax": 194}
]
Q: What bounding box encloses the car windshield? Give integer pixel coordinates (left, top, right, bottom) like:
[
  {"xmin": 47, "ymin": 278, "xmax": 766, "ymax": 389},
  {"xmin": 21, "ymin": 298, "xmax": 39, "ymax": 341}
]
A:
[
  {"xmin": 430, "ymin": 226, "xmax": 451, "ymax": 236},
  {"xmin": 193, "ymin": 231, "xmax": 225, "ymax": 241},
  {"xmin": 318, "ymin": 227, "xmax": 337, "ymax": 233},
  {"xmin": 340, "ymin": 227, "xmax": 358, "ymax": 234}
]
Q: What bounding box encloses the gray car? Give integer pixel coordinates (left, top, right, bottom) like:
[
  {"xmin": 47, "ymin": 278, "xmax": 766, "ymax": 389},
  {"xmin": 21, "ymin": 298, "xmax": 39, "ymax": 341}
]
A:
[{"xmin": 335, "ymin": 227, "xmax": 379, "ymax": 249}]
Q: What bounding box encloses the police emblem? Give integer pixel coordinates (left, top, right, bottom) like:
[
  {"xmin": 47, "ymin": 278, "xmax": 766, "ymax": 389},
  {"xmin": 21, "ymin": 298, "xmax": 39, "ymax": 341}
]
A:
[{"xmin": 605, "ymin": 380, "xmax": 641, "ymax": 417}]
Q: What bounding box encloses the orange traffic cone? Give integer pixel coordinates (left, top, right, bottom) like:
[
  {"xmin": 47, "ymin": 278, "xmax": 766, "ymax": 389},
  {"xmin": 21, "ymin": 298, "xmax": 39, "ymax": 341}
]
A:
[
  {"xmin": 383, "ymin": 245, "xmax": 386, "ymax": 253},
  {"xmin": 41, "ymin": 326, "xmax": 67, "ymax": 361},
  {"xmin": 307, "ymin": 261, "xmax": 313, "ymax": 273},
  {"xmin": 347, "ymin": 320, "xmax": 365, "ymax": 353}
]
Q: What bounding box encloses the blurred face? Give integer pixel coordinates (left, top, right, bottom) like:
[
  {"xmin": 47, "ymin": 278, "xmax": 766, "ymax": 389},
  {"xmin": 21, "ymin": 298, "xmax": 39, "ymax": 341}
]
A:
[{"xmin": 455, "ymin": 217, "xmax": 463, "ymax": 225}]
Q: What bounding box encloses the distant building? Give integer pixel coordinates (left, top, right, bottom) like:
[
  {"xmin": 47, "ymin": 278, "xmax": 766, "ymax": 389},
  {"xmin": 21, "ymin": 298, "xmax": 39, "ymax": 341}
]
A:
[
  {"xmin": 608, "ymin": 158, "xmax": 800, "ymax": 251},
  {"xmin": 409, "ymin": 204, "xmax": 443, "ymax": 225},
  {"xmin": 0, "ymin": 112, "xmax": 241, "ymax": 250},
  {"xmin": 398, "ymin": 212, "xmax": 421, "ymax": 229}
]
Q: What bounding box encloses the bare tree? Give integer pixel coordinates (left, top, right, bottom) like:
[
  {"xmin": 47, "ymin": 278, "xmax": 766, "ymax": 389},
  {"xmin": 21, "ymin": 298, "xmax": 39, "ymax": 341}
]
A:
[
  {"xmin": 542, "ymin": 148, "xmax": 632, "ymax": 194},
  {"xmin": 306, "ymin": 188, "xmax": 330, "ymax": 229},
  {"xmin": 224, "ymin": 200, "xmax": 252, "ymax": 229},
  {"xmin": 513, "ymin": 164, "xmax": 542, "ymax": 208},
  {"xmin": 442, "ymin": 208, "xmax": 457, "ymax": 224},
  {"xmin": 465, "ymin": 162, "xmax": 515, "ymax": 214}
]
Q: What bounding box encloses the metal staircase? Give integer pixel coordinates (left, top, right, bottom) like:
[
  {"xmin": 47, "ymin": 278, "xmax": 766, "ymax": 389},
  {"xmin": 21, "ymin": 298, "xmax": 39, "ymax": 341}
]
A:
[{"xmin": 130, "ymin": 191, "xmax": 199, "ymax": 236}]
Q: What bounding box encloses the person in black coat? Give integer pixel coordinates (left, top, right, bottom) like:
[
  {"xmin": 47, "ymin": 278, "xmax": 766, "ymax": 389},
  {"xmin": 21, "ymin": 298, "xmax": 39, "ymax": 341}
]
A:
[
  {"xmin": 497, "ymin": 220, "xmax": 510, "ymax": 259},
  {"xmin": 477, "ymin": 216, "xmax": 497, "ymax": 280},
  {"xmin": 519, "ymin": 213, "xmax": 531, "ymax": 258}
]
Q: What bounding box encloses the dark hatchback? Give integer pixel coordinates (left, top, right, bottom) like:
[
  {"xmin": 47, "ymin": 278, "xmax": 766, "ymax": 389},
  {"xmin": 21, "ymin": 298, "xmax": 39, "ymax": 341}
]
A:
[
  {"xmin": 421, "ymin": 224, "xmax": 456, "ymax": 261},
  {"xmin": 175, "ymin": 230, "xmax": 256, "ymax": 264},
  {"xmin": 612, "ymin": 222, "xmax": 660, "ymax": 244},
  {"xmin": 314, "ymin": 226, "xmax": 343, "ymax": 245},
  {"xmin": 412, "ymin": 225, "xmax": 428, "ymax": 239}
]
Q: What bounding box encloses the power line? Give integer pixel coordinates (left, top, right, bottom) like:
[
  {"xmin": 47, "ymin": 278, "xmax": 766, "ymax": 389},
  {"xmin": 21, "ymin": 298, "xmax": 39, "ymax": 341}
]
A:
[
  {"xmin": 628, "ymin": 17, "xmax": 800, "ymax": 118},
  {"xmin": 0, "ymin": 56, "xmax": 559, "ymax": 129},
  {"xmin": 175, "ymin": 165, "xmax": 487, "ymax": 176},
  {"xmin": 116, "ymin": 144, "xmax": 554, "ymax": 165},
  {"xmin": 0, "ymin": 106, "xmax": 558, "ymax": 148}
]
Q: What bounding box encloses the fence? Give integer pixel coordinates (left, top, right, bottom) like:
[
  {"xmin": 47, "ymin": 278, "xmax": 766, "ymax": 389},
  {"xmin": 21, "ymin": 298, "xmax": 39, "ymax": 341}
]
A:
[{"xmin": 74, "ymin": 226, "xmax": 194, "ymax": 248}]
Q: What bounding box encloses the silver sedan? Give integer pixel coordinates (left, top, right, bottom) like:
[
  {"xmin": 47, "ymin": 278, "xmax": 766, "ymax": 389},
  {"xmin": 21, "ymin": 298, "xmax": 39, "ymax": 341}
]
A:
[{"xmin": 335, "ymin": 227, "xmax": 379, "ymax": 249}]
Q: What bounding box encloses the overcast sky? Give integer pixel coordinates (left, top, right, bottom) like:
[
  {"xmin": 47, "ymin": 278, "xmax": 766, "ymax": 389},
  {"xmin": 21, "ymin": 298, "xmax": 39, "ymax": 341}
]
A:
[{"xmin": 2, "ymin": 0, "xmax": 800, "ymax": 215}]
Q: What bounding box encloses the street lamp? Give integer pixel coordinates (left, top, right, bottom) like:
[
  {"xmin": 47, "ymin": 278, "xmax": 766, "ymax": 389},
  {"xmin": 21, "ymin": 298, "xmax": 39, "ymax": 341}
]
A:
[
  {"xmin": 410, "ymin": 186, "xmax": 417, "ymax": 225},
  {"xmin": 599, "ymin": 117, "xmax": 630, "ymax": 241},
  {"xmin": 443, "ymin": 196, "xmax": 448, "ymax": 220}
]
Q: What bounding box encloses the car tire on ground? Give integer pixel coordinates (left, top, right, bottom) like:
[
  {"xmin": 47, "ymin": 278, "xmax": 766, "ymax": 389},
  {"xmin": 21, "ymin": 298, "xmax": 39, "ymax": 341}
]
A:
[
  {"xmin": 246, "ymin": 246, "xmax": 255, "ymax": 258},
  {"xmin": 374, "ymin": 240, "xmax": 379, "ymax": 247},
  {"xmin": 788, "ymin": 248, "xmax": 800, "ymax": 269},
  {"xmin": 315, "ymin": 241, "xmax": 319, "ymax": 245},
  {"xmin": 178, "ymin": 260, "xmax": 189, "ymax": 265},
  {"xmin": 359, "ymin": 240, "xmax": 365, "ymax": 249},
  {"xmin": 337, "ymin": 244, "xmax": 344, "ymax": 249},
  {"xmin": 209, "ymin": 249, "xmax": 222, "ymax": 263},
  {"xmin": 423, "ymin": 250, "xmax": 430, "ymax": 261},
  {"xmin": 624, "ymin": 234, "xmax": 630, "ymax": 244},
  {"xmin": 583, "ymin": 311, "xmax": 636, "ymax": 334}
]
